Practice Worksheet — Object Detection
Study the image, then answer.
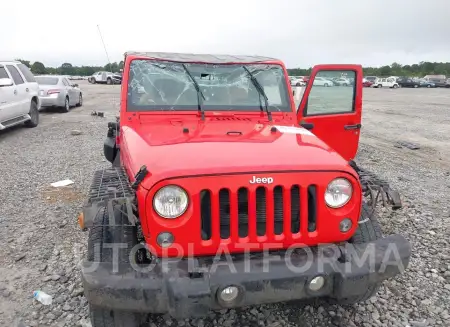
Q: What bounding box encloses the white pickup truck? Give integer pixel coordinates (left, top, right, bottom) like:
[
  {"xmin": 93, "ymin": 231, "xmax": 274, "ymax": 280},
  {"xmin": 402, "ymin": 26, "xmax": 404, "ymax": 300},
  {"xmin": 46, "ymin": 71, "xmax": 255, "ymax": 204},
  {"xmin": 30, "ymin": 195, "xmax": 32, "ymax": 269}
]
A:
[
  {"xmin": 88, "ymin": 71, "xmax": 122, "ymax": 85},
  {"xmin": 0, "ymin": 61, "xmax": 40, "ymax": 131}
]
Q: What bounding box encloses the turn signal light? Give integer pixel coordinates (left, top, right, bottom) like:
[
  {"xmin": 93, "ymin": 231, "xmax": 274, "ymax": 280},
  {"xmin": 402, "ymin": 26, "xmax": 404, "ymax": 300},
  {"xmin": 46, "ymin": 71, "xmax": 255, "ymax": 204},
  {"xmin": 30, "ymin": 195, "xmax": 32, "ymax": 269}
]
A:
[{"xmin": 78, "ymin": 212, "xmax": 85, "ymax": 230}]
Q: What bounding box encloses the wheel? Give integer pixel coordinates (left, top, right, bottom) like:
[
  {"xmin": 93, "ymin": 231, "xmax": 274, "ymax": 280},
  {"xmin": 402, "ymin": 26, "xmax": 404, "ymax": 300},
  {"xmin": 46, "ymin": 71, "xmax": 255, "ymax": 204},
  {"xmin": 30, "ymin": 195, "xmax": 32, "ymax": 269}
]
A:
[
  {"xmin": 393, "ymin": 84, "xmax": 398, "ymax": 89},
  {"xmin": 377, "ymin": 84, "xmax": 382, "ymax": 88},
  {"xmin": 63, "ymin": 97, "xmax": 70, "ymax": 113},
  {"xmin": 328, "ymin": 203, "xmax": 383, "ymax": 305},
  {"xmin": 427, "ymin": 85, "xmax": 431, "ymax": 88},
  {"xmin": 87, "ymin": 206, "xmax": 141, "ymax": 327},
  {"xmin": 76, "ymin": 93, "xmax": 83, "ymax": 107},
  {"xmin": 296, "ymin": 82, "xmax": 301, "ymax": 86},
  {"xmin": 107, "ymin": 78, "xmax": 112, "ymax": 85},
  {"xmin": 324, "ymin": 83, "xmax": 329, "ymax": 87},
  {"xmin": 414, "ymin": 84, "xmax": 418, "ymax": 88},
  {"xmin": 24, "ymin": 100, "xmax": 39, "ymax": 128},
  {"xmin": 343, "ymin": 83, "xmax": 348, "ymax": 86}
]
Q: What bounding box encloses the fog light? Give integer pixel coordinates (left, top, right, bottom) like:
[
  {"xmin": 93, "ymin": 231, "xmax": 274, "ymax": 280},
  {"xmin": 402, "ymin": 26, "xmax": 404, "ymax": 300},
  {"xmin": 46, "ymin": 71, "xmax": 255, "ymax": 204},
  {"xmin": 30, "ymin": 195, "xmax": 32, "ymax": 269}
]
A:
[
  {"xmin": 156, "ymin": 232, "xmax": 174, "ymax": 248},
  {"xmin": 309, "ymin": 276, "xmax": 325, "ymax": 292},
  {"xmin": 219, "ymin": 286, "xmax": 239, "ymax": 303},
  {"xmin": 339, "ymin": 218, "xmax": 352, "ymax": 233}
]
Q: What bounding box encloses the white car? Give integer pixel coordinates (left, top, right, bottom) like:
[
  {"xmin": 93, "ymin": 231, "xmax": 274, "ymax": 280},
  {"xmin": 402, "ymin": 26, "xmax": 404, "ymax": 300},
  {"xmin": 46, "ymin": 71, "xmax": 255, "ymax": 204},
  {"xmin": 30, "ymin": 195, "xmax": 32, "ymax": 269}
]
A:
[
  {"xmin": 88, "ymin": 71, "xmax": 122, "ymax": 85},
  {"xmin": 333, "ymin": 78, "xmax": 351, "ymax": 86},
  {"xmin": 36, "ymin": 75, "xmax": 83, "ymax": 112},
  {"xmin": 0, "ymin": 61, "xmax": 40, "ymax": 130},
  {"xmin": 313, "ymin": 77, "xmax": 334, "ymax": 87},
  {"xmin": 290, "ymin": 76, "xmax": 306, "ymax": 86},
  {"xmin": 372, "ymin": 77, "xmax": 399, "ymax": 88}
]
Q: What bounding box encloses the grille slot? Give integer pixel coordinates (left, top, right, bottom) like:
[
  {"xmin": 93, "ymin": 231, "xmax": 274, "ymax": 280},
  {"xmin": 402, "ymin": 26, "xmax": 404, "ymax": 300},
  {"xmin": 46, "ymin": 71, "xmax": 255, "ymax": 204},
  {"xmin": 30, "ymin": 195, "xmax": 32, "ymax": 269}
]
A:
[
  {"xmin": 273, "ymin": 186, "xmax": 284, "ymax": 235},
  {"xmin": 307, "ymin": 185, "xmax": 317, "ymax": 232},
  {"xmin": 200, "ymin": 190, "xmax": 212, "ymax": 240},
  {"xmin": 290, "ymin": 185, "xmax": 301, "ymax": 233},
  {"xmin": 256, "ymin": 187, "xmax": 266, "ymax": 236},
  {"xmin": 200, "ymin": 182, "xmax": 316, "ymax": 241},
  {"xmin": 219, "ymin": 189, "xmax": 231, "ymax": 239}
]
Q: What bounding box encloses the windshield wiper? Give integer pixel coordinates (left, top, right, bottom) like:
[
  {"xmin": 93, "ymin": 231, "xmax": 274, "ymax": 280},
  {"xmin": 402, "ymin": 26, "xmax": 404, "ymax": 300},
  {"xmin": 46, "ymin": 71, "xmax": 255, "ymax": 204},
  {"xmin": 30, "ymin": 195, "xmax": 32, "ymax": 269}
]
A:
[
  {"xmin": 181, "ymin": 64, "xmax": 206, "ymax": 120},
  {"xmin": 243, "ymin": 66, "xmax": 272, "ymax": 121}
]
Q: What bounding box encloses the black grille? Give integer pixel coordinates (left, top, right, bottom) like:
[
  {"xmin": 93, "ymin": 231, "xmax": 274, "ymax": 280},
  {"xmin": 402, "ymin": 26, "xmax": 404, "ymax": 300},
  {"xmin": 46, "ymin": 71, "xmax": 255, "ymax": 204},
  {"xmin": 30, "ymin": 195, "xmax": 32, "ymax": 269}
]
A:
[{"xmin": 200, "ymin": 184, "xmax": 317, "ymax": 241}]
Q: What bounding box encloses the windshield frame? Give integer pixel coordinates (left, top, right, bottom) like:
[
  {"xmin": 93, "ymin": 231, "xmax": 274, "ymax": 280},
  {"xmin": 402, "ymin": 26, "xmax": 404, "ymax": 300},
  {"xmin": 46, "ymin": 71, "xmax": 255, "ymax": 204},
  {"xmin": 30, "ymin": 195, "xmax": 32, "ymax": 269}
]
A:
[{"xmin": 125, "ymin": 59, "xmax": 292, "ymax": 113}]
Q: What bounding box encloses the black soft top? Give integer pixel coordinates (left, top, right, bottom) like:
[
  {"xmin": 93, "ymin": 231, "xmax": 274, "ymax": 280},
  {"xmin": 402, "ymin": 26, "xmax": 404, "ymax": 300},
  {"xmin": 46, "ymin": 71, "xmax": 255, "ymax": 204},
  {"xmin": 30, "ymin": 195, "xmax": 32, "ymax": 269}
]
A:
[{"xmin": 124, "ymin": 51, "xmax": 280, "ymax": 64}]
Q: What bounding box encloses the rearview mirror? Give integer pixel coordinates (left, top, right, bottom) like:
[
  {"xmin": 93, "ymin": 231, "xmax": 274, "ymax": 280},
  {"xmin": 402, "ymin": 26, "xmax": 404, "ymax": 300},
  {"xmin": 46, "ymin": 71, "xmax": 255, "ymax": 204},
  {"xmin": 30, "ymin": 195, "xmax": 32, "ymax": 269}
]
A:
[{"xmin": 0, "ymin": 78, "xmax": 13, "ymax": 87}]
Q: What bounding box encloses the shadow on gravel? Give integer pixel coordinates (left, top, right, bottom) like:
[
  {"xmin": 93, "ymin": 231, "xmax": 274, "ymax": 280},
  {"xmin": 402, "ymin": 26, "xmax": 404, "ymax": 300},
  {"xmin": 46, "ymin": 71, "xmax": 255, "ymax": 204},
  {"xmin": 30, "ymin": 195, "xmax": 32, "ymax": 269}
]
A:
[{"xmin": 0, "ymin": 124, "xmax": 29, "ymax": 141}]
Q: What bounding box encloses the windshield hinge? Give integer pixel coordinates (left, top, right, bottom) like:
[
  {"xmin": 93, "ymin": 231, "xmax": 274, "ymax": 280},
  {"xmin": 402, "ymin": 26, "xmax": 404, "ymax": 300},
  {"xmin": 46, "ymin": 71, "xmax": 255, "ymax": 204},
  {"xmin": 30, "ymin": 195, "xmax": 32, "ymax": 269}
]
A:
[{"xmin": 131, "ymin": 165, "xmax": 149, "ymax": 190}]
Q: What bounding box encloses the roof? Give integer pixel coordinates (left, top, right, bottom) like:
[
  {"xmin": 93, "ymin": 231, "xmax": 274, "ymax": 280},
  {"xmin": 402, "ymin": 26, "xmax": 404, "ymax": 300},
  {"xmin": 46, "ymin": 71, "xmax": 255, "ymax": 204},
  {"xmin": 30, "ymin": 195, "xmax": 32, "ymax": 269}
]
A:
[
  {"xmin": 0, "ymin": 61, "xmax": 20, "ymax": 66},
  {"xmin": 124, "ymin": 51, "xmax": 280, "ymax": 64}
]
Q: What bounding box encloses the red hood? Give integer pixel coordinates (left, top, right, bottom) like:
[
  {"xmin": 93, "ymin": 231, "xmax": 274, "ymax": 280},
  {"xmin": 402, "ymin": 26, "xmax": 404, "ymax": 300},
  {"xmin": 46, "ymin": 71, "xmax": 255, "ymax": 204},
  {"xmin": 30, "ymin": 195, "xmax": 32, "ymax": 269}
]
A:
[{"xmin": 120, "ymin": 116, "xmax": 356, "ymax": 189}]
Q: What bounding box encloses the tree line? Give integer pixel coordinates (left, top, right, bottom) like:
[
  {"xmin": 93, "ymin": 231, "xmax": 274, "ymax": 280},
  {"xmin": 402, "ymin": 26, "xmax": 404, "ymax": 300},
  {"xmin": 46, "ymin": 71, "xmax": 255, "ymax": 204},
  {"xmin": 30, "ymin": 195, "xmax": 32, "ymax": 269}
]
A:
[
  {"xmin": 288, "ymin": 61, "xmax": 450, "ymax": 78},
  {"xmin": 15, "ymin": 59, "xmax": 124, "ymax": 76},
  {"xmin": 15, "ymin": 59, "xmax": 450, "ymax": 78}
]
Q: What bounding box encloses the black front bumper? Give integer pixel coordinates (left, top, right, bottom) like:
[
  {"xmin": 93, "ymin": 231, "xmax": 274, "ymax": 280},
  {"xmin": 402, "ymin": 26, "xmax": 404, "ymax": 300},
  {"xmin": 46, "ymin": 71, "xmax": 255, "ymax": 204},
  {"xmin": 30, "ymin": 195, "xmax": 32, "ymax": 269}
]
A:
[{"xmin": 81, "ymin": 235, "xmax": 410, "ymax": 319}]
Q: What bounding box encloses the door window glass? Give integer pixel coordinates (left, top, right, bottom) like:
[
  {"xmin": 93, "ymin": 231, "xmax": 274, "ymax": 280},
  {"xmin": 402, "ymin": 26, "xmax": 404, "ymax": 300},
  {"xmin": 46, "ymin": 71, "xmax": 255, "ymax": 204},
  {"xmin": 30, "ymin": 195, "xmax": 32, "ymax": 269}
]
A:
[
  {"xmin": 6, "ymin": 65, "xmax": 24, "ymax": 85},
  {"xmin": 304, "ymin": 70, "xmax": 356, "ymax": 116},
  {"xmin": 17, "ymin": 64, "xmax": 36, "ymax": 83},
  {"xmin": 0, "ymin": 67, "xmax": 9, "ymax": 79}
]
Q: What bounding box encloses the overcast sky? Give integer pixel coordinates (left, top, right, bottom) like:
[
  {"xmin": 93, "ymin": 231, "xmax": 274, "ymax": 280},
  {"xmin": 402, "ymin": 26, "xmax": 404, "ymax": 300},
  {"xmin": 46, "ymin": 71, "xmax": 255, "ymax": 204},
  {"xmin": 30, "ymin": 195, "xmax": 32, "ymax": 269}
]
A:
[{"xmin": 1, "ymin": 0, "xmax": 449, "ymax": 68}]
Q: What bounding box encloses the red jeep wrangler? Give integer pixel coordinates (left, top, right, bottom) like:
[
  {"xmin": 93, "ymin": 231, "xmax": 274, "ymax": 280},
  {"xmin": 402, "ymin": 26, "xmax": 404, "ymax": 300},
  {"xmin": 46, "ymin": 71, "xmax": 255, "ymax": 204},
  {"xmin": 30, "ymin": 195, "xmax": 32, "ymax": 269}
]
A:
[{"xmin": 80, "ymin": 52, "xmax": 411, "ymax": 327}]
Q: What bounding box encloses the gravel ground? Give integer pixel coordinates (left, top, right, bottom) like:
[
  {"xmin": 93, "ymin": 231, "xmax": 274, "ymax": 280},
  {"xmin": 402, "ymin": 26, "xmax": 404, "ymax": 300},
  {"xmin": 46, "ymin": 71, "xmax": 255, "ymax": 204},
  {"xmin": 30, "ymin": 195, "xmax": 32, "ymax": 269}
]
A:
[{"xmin": 0, "ymin": 82, "xmax": 449, "ymax": 327}]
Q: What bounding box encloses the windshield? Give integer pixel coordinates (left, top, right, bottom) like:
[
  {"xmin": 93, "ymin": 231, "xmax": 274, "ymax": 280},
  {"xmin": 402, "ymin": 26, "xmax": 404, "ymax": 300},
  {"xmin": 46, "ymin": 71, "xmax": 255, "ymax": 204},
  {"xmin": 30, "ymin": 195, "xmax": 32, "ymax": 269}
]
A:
[
  {"xmin": 127, "ymin": 60, "xmax": 290, "ymax": 112},
  {"xmin": 35, "ymin": 77, "xmax": 59, "ymax": 85}
]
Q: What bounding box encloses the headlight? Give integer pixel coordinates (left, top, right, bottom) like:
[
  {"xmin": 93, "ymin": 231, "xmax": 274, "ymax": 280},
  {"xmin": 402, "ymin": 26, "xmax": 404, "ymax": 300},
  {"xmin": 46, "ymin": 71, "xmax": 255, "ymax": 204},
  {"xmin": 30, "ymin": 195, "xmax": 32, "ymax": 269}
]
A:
[
  {"xmin": 325, "ymin": 178, "xmax": 352, "ymax": 208},
  {"xmin": 153, "ymin": 185, "xmax": 189, "ymax": 218}
]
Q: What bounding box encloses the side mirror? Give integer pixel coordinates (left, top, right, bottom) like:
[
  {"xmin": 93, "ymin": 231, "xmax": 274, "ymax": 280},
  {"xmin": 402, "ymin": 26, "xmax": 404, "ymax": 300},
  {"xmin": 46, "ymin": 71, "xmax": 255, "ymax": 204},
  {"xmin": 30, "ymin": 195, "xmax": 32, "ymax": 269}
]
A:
[{"xmin": 0, "ymin": 78, "xmax": 13, "ymax": 87}]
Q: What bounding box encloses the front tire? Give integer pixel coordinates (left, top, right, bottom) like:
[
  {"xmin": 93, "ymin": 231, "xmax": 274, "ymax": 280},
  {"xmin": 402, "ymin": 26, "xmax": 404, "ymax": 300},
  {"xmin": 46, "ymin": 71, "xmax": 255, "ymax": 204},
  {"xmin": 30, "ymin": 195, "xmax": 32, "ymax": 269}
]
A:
[
  {"xmin": 324, "ymin": 83, "xmax": 329, "ymax": 87},
  {"xmin": 377, "ymin": 84, "xmax": 382, "ymax": 88},
  {"xmin": 24, "ymin": 100, "xmax": 39, "ymax": 128},
  {"xmin": 107, "ymin": 78, "xmax": 112, "ymax": 85},
  {"xmin": 86, "ymin": 206, "xmax": 141, "ymax": 327},
  {"xmin": 328, "ymin": 203, "xmax": 383, "ymax": 305}
]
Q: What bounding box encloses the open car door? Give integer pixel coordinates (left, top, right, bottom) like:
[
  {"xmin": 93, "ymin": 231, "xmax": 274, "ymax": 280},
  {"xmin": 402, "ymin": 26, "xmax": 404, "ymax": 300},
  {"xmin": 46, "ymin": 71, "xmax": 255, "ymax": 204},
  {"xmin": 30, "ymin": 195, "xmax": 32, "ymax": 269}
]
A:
[{"xmin": 296, "ymin": 64, "xmax": 363, "ymax": 161}]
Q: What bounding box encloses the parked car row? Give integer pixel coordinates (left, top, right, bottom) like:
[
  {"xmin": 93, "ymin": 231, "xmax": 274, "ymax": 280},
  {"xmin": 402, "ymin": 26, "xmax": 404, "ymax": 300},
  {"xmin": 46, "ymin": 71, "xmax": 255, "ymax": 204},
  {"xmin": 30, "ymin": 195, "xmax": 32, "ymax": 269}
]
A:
[
  {"xmin": 0, "ymin": 60, "xmax": 83, "ymax": 132},
  {"xmin": 289, "ymin": 75, "xmax": 354, "ymax": 87},
  {"xmin": 364, "ymin": 75, "xmax": 450, "ymax": 89}
]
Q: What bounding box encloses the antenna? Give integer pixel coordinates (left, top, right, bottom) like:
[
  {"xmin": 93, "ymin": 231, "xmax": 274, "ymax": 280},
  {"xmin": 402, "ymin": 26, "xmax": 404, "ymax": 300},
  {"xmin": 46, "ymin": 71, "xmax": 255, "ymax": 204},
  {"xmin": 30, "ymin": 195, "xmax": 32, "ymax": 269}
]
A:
[{"xmin": 97, "ymin": 25, "xmax": 113, "ymax": 73}]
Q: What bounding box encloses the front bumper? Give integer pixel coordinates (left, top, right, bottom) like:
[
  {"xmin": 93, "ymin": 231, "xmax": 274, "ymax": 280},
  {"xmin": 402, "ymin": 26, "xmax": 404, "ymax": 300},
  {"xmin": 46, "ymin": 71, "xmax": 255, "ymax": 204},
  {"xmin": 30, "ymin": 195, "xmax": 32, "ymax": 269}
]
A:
[{"xmin": 81, "ymin": 235, "xmax": 410, "ymax": 319}]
